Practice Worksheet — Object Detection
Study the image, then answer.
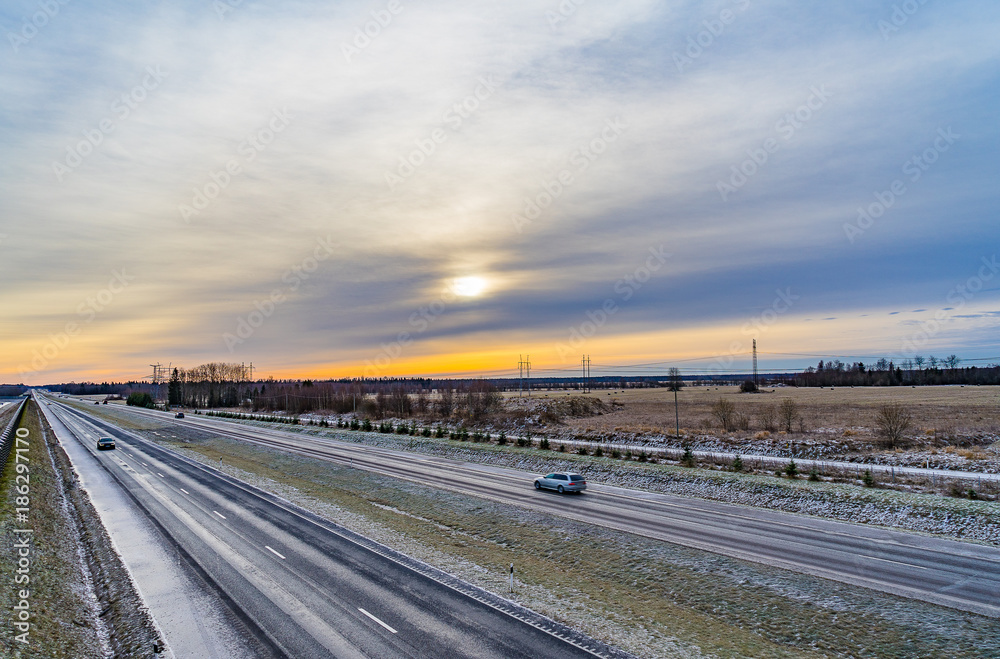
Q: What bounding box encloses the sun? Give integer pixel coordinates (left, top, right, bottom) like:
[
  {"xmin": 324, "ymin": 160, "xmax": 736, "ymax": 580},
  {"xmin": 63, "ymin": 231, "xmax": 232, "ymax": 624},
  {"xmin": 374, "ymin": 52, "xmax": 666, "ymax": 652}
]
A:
[{"xmin": 452, "ymin": 276, "xmax": 488, "ymax": 297}]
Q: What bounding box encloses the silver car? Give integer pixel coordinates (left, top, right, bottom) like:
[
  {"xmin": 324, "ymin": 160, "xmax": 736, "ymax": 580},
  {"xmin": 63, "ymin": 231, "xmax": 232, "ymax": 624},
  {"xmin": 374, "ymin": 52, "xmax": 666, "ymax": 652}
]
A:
[{"xmin": 534, "ymin": 472, "xmax": 587, "ymax": 494}]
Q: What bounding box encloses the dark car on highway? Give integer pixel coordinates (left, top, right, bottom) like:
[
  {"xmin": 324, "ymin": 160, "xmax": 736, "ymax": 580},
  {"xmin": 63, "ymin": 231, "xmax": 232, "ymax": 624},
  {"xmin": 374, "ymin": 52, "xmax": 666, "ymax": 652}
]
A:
[
  {"xmin": 175, "ymin": 412, "xmax": 185, "ymax": 418},
  {"xmin": 534, "ymin": 472, "xmax": 586, "ymax": 494},
  {"xmin": 97, "ymin": 437, "xmax": 116, "ymax": 450}
]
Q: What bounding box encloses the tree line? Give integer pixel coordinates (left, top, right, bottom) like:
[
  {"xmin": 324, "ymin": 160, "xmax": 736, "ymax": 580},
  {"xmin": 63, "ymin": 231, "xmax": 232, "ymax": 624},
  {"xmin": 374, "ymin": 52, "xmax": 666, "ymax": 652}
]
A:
[
  {"xmin": 159, "ymin": 363, "xmax": 503, "ymax": 420},
  {"xmin": 789, "ymin": 356, "xmax": 1000, "ymax": 387}
]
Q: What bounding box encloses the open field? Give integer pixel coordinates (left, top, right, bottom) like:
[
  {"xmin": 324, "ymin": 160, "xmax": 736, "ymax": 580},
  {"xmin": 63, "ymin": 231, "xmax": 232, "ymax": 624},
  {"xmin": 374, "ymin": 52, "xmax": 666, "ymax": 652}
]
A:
[
  {"xmin": 510, "ymin": 386, "xmax": 1000, "ymax": 472},
  {"xmin": 524, "ymin": 384, "xmax": 1000, "ymax": 437}
]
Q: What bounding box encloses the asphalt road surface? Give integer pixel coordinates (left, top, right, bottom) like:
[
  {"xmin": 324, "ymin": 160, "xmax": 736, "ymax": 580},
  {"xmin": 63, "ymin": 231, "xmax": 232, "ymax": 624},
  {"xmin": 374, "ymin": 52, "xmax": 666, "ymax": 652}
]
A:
[
  {"xmin": 88, "ymin": 399, "xmax": 1000, "ymax": 620},
  {"xmin": 41, "ymin": 397, "xmax": 632, "ymax": 659}
]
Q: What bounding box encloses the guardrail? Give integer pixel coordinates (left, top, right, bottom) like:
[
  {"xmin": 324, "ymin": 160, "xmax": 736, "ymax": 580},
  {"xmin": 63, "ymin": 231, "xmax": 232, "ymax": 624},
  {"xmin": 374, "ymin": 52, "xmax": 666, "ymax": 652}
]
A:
[{"xmin": 0, "ymin": 397, "xmax": 29, "ymax": 477}]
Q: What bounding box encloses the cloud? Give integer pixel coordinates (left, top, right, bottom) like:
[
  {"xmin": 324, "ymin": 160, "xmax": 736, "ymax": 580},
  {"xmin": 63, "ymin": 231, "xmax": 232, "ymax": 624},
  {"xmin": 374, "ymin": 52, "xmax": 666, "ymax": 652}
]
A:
[{"xmin": 2, "ymin": 0, "xmax": 1000, "ymax": 382}]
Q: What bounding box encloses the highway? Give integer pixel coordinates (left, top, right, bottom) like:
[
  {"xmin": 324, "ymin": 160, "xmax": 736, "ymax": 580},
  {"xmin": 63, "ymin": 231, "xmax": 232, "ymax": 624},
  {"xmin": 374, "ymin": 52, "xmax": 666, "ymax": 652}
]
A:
[
  {"xmin": 74, "ymin": 397, "xmax": 1000, "ymax": 620},
  {"xmin": 40, "ymin": 397, "xmax": 632, "ymax": 659}
]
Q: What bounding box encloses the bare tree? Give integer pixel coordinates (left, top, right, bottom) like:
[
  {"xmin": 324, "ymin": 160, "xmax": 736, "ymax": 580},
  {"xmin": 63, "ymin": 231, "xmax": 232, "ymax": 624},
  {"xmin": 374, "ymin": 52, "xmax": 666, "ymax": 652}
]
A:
[
  {"xmin": 757, "ymin": 404, "xmax": 777, "ymax": 432},
  {"xmin": 712, "ymin": 398, "xmax": 737, "ymax": 432},
  {"xmin": 437, "ymin": 387, "xmax": 454, "ymax": 418},
  {"xmin": 778, "ymin": 398, "xmax": 799, "ymax": 433},
  {"xmin": 875, "ymin": 402, "xmax": 912, "ymax": 448},
  {"xmin": 667, "ymin": 367, "xmax": 684, "ymax": 437}
]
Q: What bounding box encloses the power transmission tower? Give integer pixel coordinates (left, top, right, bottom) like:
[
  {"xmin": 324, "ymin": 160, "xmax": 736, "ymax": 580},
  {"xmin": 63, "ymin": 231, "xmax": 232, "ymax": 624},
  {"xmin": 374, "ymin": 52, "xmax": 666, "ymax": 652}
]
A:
[
  {"xmin": 518, "ymin": 355, "xmax": 531, "ymax": 398},
  {"xmin": 582, "ymin": 355, "xmax": 591, "ymax": 393},
  {"xmin": 149, "ymin": 363, "xmax": 164, "ymax": 401},
  {"xmin": 752, "ymin": 339, "xmax": 759, "ymax": 389}
]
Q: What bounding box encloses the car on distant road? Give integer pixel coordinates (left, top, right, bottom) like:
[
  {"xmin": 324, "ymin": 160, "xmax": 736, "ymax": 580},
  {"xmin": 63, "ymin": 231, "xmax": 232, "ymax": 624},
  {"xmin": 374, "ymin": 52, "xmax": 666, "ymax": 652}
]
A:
[
  {"xmin": 534, "ymin": 472, "xmax": 586, "ymax": 494},
  {"xmin": 175, "ymin": 412, "xmax": 185, "ymax": 418},
  {"xmin": 97, "ymin": 437, "xmax": 116, "ymax": 450}
]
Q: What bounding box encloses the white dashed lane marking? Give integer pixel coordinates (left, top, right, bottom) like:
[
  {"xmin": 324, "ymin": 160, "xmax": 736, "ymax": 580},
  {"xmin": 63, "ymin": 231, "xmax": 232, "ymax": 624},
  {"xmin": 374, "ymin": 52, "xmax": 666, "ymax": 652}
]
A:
[{"xmin": 358, "ymin": 608, "xmax": 397, "ymax": 634}]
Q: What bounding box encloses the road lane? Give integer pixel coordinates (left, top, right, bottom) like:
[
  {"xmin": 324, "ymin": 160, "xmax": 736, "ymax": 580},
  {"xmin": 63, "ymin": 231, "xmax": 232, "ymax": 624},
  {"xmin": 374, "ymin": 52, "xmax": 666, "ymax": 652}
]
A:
[
  {"xmin": 40, "ymin": 398, "xmax": 263, "ymax": 659},
  {"xmin": 43, "ymin": 398, "xmax": 632, "ymax": 659}
]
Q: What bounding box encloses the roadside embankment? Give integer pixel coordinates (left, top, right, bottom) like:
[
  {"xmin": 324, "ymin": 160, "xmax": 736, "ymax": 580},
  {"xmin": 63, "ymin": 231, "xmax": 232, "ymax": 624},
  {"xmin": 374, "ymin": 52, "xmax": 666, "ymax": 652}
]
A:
[{"xmin": 0, "ymin": 400, "xmax": 162, "ymax": 657}]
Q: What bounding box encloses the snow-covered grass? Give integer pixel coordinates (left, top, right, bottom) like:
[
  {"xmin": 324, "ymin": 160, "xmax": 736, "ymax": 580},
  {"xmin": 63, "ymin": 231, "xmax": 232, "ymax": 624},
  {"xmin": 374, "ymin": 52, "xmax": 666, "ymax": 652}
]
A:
[{"xmin": 231, "ymin": 419, "xmax": 1000, "ymax": 546}]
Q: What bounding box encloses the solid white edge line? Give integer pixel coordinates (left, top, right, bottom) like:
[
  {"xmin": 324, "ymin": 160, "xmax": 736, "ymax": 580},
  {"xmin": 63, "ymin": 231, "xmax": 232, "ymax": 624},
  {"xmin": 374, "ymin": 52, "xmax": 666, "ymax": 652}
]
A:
[
  {"xmin": 213, "ymin": 510, "xmax": 226, "ymax": 519},
  {"xmin": 358, "ymin": 608, "xmax": 398, "ymax": 634},
  {"xmin": 265, "ymin": 545, "xmax": 286, "ymax": 560}
]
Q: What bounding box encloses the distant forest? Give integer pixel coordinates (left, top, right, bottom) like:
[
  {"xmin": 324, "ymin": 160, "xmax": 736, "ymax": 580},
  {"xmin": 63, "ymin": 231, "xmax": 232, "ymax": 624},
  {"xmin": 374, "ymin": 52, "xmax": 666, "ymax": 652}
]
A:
[{"xmin": 6, "ymin": 355, "xmax": 999, "ymax": 413}]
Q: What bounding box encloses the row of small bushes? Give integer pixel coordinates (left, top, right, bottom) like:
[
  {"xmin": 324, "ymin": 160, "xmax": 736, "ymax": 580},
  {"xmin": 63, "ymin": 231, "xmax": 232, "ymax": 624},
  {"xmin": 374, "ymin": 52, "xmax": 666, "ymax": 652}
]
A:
[
  {"xmin": 205, "ymin": 413, "xmax": 990, "ymax": 499},
  {"xmin": 206, "ymin": 410, "xmax": 300, "ymax": 425},
  {"xmin": 317, "ymin": 416, "xmax": 679, "ymax": 461}
]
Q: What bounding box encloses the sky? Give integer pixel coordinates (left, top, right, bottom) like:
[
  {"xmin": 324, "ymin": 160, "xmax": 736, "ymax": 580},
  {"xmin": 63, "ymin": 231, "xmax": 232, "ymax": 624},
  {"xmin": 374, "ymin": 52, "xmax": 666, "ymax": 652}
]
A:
[{"xmin": 2, "ymin": 0, "xmax": 999, "ymax": 385}]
